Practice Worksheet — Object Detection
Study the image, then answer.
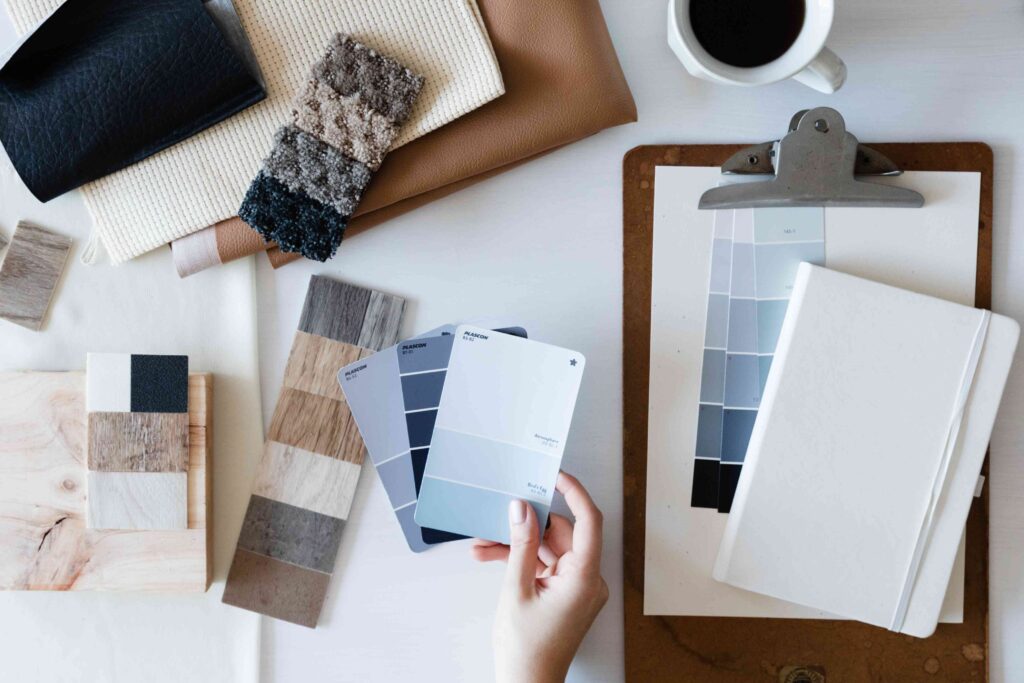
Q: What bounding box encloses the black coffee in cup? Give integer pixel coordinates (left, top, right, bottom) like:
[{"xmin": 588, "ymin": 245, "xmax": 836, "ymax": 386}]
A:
[{"xmin": 690, "ymin": 0, "xmax": 806, "ymax": 68}]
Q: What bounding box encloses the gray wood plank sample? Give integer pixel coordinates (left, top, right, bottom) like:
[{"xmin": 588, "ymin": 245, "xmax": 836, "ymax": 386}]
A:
[
  {"xmin": 0, "ymin": 221, "xmax": 71, "ymax": 331},
  {"xmin": 237, "ymin": 495, "xmax": 344, "ymax": 572},
  {"xmin": 297, "ymin": 274, "xmax": 371, "ymax": 344},
  {"xmin": 224, "ymin": 274, "xmax": 405, "ymax": 627}
]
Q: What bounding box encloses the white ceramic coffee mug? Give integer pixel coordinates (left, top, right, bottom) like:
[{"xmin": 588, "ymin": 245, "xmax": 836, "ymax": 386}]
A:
[{"xmin": 667, "ymin": 0, "xmax": 847, "ymax": 93}]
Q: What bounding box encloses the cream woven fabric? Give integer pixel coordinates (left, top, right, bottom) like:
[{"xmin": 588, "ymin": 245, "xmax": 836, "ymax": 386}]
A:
[{"xmin": 4, "ymin": 0, "xmax": 503, "ymax": 262}]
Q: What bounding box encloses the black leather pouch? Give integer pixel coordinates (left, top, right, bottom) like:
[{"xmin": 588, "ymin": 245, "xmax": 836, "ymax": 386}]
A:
[{"xmin": 0, "ymin": 0, "xmax": 265, "ymax": 202}]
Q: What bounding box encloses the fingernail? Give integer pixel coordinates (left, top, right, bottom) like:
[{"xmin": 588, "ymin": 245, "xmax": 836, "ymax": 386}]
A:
[{"xmin": 509, "ymin": 500, "xmax": 527, "ymax": 525}]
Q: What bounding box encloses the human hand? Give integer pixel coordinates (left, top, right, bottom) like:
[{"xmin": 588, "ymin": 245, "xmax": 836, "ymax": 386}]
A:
[{"xmin": 472, "ymin": 472, "xmax": 609, "ymax": 683}]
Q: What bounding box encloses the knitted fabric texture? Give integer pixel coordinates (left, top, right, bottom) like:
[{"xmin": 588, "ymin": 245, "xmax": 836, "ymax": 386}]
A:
[
  {"xmin": 262, "ymin": 125, "xmax": 372, "ymax": 217},
  {"xmin": 291, "ymin": 81, "xmax": 395, "ymax": 170},
  {"xmin": 4, "ymin": 0, "xmax": 504, "ymax": 263},
  {"xmin": 240, "ymin": 35, "xmax": 422, "ymax": 262},
  {"xmin": 238, "ymin": 172, "xmax": 347, "ymax": 263}
]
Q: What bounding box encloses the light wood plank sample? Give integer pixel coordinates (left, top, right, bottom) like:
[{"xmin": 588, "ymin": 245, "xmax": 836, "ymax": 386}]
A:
[
  {"xmin": 223, "ymin": 548, "xmax": 329, "ymax": 628},
  {"xmin": 87, "ymin": 412, "xmax": 189, "ymax": 472},
  {"xmin": 0, "ymin": 221, "xmax": 71, "ymax": 331},
  {"xmin": 86, "ymin": 472, "xmax": 188, "ymax": 530},
  {"xmin": 266, "ymin": 388, "xmax": 365, "ymax": 461},
  {"xmin": 253, "ymin": 442, "xmax": 361, "ymax": 519},
  {"xmin": 282, "ymin": 331, "xmax": 362, "ymax": 400},
  {"xmin": 225, "ymin": 275, "xmax": 404, "ymax": 627},
  {"xmin": 0, "ymin": 371, "xmax": 212, "ymax": 591}
]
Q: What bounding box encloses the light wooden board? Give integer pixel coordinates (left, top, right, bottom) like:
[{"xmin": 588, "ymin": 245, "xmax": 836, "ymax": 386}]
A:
[
  {"xmin": 224, "ymin": 274, "xmax": 404, "ymax": 627},
  {"xmin": 0, "ymin": 221, "xmax": 71, "ymax": 331},
  {"xmin": 0, "ymin": 371, "xmax": 212, "ymax": 591}
]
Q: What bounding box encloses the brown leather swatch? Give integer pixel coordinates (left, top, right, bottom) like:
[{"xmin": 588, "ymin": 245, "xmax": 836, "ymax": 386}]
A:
[{"xmin": 180, "ymin": 0, "xmax": 636, "ymax": 272}]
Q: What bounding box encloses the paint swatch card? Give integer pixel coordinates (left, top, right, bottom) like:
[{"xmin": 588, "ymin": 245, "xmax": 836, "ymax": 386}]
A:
[
  {"xmin": 415, "ymin": 326, "xmax": 585, "ymax": 544},
  {"xmin": 691, "ymin": 207, "xmax": 825, "ymax": 513},
  {"xmin": 340, "ymin": 325, "xmax": 528, "ymax": 551}
]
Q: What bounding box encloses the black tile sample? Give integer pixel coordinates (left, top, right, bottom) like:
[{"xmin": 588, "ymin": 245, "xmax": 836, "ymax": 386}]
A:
[
  {"xmin": 237, "ymin": 495, "xmax": 345, "ymax": 573},
  {"xmin": 130, "ymin": 354, "xmax": 188, "ymax": 413}
]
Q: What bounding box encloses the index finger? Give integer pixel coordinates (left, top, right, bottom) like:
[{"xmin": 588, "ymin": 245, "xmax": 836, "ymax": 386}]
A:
[{"xmin": 555, "ymin": 471, "xmax": 603, "ymax": 569}]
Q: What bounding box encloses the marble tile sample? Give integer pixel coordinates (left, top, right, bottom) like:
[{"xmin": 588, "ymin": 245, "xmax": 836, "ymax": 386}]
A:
[
  {"xmin": 86, "ymin": 472, "xmax": 188, "ymax": 530},
  {"xmin": 87, "ymin": 412, "xmax": 189, "ymax": 472},
  {"xmin": 0, "ymin": 221, "xmax": 71, "ymax": 331},
  {"xmin": 0, "ymin": 372, "xmax": 212, "ymax": 590},
  {"xmin": 222, "ymin": 548, "xmax": 330, "ymax": 628},
  {"xmin": 237, "ymin": 495, "xmax": 344, "ymax": 572},
  {"xmin": 252, "ymin": 442, "xmax": 361, "ymax": 519},
  {"xmin": 224, "ymin": 275, "xmax": 404, "ymax": 627}
]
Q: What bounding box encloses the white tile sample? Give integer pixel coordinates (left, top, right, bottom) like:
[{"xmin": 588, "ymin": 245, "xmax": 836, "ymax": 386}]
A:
[
  {"xmin": 87, "ymin": 472, "xmax": 188, "ymax": 530},
  {"xmin": 86, "ymin": 352, "xmax": 132, "ymax": 413}
]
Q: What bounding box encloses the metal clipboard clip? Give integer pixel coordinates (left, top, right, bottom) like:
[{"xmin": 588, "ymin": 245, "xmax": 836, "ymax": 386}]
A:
[{"xmin": 699, "ymin": 107, "xmax": 924, "ymax": 210}]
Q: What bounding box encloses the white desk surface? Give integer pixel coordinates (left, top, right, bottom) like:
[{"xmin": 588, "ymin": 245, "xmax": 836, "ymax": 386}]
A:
[{"xmin": 4, "ymin": 0, "xmax": 1024, "ymax": 681}]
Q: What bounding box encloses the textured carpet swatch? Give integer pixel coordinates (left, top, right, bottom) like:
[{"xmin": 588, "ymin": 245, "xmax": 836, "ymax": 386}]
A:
[
  {"xmin": 292, "ymin": 82, "xmax": 395, "ymax": 170},
  {"xmin": 4, "ymin": 0, "xmax": 504, "ymax": 263},
  {"xmin": 239, "ymin": 172, "xmax": 347, "ymax": 263},
  {"xmin": 239, "ymin": 34, "xmax": 422, "ymax": 262},
  {"xmin": 262, "ymin": 125, "xmax": 372, "ymax": 217}
]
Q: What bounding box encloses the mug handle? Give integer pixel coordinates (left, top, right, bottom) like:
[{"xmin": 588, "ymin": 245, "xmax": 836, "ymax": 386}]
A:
[{"xmin": 792, "ymin": 47, "xmax": 847, "ymax": 94}]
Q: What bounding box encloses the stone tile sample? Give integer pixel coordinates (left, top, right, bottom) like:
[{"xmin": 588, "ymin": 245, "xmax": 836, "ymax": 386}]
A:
[
  {"xmin": 222, "ymin": 548, "xmax": 330, "ymax": 628},
  {"xmin": 237, "ymin": 495, "xmax": 344, "ymax": 572}
]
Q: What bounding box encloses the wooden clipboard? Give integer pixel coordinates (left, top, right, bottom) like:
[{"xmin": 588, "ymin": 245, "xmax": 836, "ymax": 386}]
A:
[{"xmin": 623, "ymin": 143, "xmax": 993, "ymax": 682}]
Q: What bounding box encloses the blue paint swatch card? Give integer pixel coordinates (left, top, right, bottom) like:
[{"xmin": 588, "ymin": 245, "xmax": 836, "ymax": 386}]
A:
[
  {"xmin": 339, "ymin": 324, "xmax": 528, "ymax": 551},
  {"xmin": 415, "ymin": 326, "xmax": 585, "ymax": 544},
  {"xmin": 691, "ymin": 207, "xmax": 825, "ymax": 512}
]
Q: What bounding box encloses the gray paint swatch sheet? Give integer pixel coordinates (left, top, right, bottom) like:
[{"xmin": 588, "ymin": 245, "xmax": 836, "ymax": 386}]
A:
[{"xmin": 339, "ymin": 324, "xmax": 526, "ymax": 552}]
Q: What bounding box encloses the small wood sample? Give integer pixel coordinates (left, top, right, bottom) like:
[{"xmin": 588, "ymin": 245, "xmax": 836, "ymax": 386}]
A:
[
  {"xmin": 86, "ymin": 353, "xmax": 190, "ymax": 530},
  {"xmin": 0, "ymin": 221, "xmax": 71, "ymax": 331},
  {"xmin": 223, "ymin": 274, "xmax": 404, "ymax": 627},
  {"xmin": 0, "ymin": 372, "xmax": 212, "ymax": 591}
]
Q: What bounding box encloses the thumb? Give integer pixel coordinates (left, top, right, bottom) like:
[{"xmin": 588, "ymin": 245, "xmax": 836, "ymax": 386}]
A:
[{"xmin": 505, "ymin": 499, "xmax": 540, "ymax": 597}]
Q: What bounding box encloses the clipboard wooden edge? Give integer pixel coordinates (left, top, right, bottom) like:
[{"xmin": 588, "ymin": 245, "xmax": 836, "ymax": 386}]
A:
[{"xmin": 623, "ymin": 143, "xmax": 992, "ymax": 683}]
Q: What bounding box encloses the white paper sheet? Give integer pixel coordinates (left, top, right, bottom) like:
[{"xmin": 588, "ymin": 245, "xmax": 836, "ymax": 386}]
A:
[
  {"xmin": 645, "ymin": 167, "xmax": 980, "ymax": 620},
  {"xmin": 0, "ymin": 151, "xmax": 261, "ymax": 682}
]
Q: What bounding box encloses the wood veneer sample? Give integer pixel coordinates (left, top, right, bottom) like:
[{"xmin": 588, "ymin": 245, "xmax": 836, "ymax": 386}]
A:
[
  {"xmin": 224, "ymin": 274, "xmax": 404, "ymax": 627},
  {"xmin": 0, "ymin": 371, "xmax": 212, "ymax": 591},
  {"xmin": 253, "ymin": 442, "xmax": 360, "ymax": 519},
  {"xmin": 266, "ymin": 387, "xmax": 365, "ymax": 461},
  {"xmin": 0, "ymin": 221, "xmax": 71, "ymax": 331},
  {"xmin": 282, "ymin": 331, "xmax": 364, "ymax": 400},
  {"xmin": 87, "ymin": 412, "xmax": 189, "ymax": 472},
  {"xmin": 223, "ymin": 549, "xmax": 330, "ymax": 628},
  {"xmin": 86, "ymin": 472, "xmax": 188, "ymax": 530}
]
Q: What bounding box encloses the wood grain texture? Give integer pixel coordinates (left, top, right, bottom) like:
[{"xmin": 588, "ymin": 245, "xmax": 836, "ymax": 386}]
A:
[
  {"xmin": 86, "ymin": 472, "xmax": 188, "ymax": 530},
  {"xmin": 0, "ymin": 221, "xmax": 71, "ymax": 331},
  {"xmin": 253, "ymin": 441, "xmax": 361, "ymax": 519},
  {"xmin": 224, "ymin": 275, "xmax": 404, "ymax": 626},
  {"xmin": 0, "ymin": 228, "xmax": 8, "ymax": 250},
  {"xmin": 222, "ymin": 548, "xmax": 330, "ymax": 628},
  {"xmin": 87, "ymin": 412, "xmax": 189, "ymax": 472},
  {"xmin": 297, "ymin": 274, "xmax": 371, "ymax": 345},
  {"xmin": 622, "ymin": 144, "xmax": 992, "ymax": 682},
  {"xmin": 282, "ymin": 331, "xmax": 362, "ymax": 400},
  {"xmin": 266, "ymin": 388, "xmax": 365, "ymax": 462},
  {"xmin": 236, "ymin": 495, "xmax": 344, "ymax": 572},
  {"xmin": 0, "ymin": 371, "xmax": 211, "ymax": 591},
  {"xmin": 356, "ymin": 290, "xmax": 405, "ymax": 350}
]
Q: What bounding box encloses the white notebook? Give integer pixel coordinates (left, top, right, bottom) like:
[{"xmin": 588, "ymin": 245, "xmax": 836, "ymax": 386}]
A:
[{"xmin": 713, "ymin": 264, "xmax": 1018, "ymax": 638}]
